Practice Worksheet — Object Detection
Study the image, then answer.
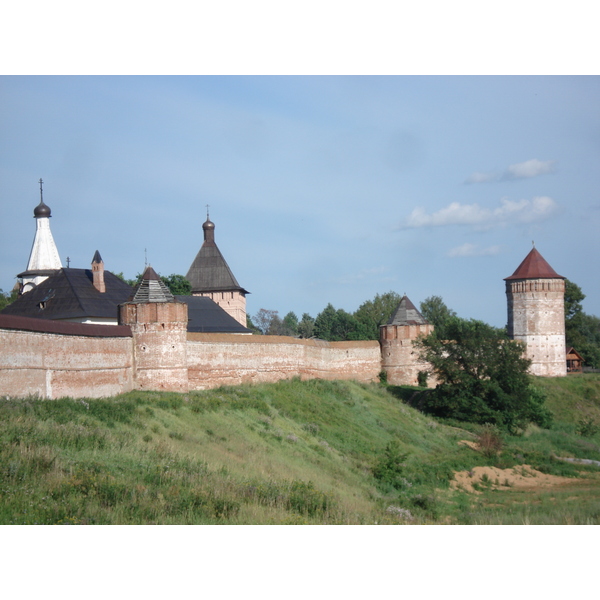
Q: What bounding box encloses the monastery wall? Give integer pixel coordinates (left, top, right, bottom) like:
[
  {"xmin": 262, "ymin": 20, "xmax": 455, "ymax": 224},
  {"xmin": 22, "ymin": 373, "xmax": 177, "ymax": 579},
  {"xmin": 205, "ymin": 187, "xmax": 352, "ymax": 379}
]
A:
[
  {"xmin": 186, "ymin": 333, "xmax": 381, "ymax": 390},
  {"xmin": 0, "ymin": 317, "xmax": 384, "ymax": 398},
  {"xmin": 0, "ymin": 316, "xmax": 133, "ymax": 399}
]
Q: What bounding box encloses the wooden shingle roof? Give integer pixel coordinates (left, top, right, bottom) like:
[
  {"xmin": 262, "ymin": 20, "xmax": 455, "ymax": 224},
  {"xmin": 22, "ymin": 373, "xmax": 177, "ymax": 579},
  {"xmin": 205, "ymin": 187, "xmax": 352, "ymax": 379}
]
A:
[
  {"xmin": 129, "ymin": 266, "xmax": 175, "ymax": 303},
  {"xmin": 387, "ymin": 295, "xmax": 428, "ymax": 326},
  {"xmin": 186, "ymin": 217, "xmax": 249, "ymax": 295}
]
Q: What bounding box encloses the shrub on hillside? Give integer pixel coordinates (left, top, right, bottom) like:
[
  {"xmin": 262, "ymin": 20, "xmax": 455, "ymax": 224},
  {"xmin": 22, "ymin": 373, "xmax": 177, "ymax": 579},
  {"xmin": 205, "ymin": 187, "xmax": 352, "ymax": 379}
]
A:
[
  {"xmin": 373, "ymin": 440, "xmax": 409, "ymax": 489},
  {"xmin": 477, "ymin": 424, "xmax": 504, "ymax": 458}
]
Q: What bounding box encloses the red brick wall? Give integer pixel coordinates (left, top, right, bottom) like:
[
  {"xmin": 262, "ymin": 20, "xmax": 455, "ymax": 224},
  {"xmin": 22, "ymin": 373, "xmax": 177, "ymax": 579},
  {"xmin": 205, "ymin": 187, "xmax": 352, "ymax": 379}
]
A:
[
  {"xmin": 0, "ymin": 327, "xmax": 133, "ymax": 399},
  {"xmin": 186, "ymin": 333, "xmax": 382, "ymax": 389},
  {"xmin": 1, "ymin": 317, "xmax": 423, "ymax": 398}
]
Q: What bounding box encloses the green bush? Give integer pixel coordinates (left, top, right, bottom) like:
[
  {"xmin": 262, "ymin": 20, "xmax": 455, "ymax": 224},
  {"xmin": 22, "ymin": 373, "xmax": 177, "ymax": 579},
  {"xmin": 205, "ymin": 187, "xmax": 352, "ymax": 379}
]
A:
[
  {"xmin": 577, "ymin": 417, "xmax": 600, "ymax": 438},
  {"xmin": 288, "ymin": 480, "xmax": 332, "ymax": 516},
  {"xmin": 373, "ymin": 440, "xmax": 409, "ymax": 489}
]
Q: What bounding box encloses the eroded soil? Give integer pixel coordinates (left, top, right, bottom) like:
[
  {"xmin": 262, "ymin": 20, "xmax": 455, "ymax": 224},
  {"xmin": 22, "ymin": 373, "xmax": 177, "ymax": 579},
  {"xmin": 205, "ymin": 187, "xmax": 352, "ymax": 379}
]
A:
[{"xmin": 450, "ymin": 464, "xmax": 578, "ymax": 494}]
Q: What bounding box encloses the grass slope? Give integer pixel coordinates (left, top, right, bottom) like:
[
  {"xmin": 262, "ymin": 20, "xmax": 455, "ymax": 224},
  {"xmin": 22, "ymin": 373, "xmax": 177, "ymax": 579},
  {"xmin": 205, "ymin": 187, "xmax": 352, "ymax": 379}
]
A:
[{"xmin": 1, "ymin": 376, "xmax": 600, "ymax": 524}]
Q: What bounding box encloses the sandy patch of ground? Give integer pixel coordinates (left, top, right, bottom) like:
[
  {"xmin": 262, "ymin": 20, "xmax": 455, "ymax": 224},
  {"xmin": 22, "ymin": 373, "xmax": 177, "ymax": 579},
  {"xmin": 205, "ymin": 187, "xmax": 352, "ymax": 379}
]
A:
[
  {"xmin": 458, "ymin": 440, "xmax": 480, "ymax": 451},
  {"xmin": 450, "ymin": 465, "xmax": 577, "ymax": 494}
]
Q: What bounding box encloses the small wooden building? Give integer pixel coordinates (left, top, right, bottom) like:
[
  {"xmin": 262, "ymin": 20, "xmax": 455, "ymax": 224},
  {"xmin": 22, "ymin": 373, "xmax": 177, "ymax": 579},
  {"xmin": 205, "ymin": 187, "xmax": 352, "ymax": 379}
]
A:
[{"xmin": 566, "ymin": 347, "xmax": 584, "ymax": 373}]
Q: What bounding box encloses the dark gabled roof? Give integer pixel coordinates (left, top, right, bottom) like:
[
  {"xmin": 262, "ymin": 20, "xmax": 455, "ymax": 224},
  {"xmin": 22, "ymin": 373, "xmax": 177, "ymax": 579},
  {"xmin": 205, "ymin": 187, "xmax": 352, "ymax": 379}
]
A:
[
  {"xmin": 129, "ymin": 266, "xmax": 175, "ymax": 303},
  {"xmin": 505, "ymin": 247, "xmax": 565, "ymax": 281},
  {"xmin": 387, "ymin": 295, "xmax": 429, "ymax": 326},
  {"xmin": 1, "ymin": 268, "xmax": 133, "ymax": 321},
  {"xmin": 186, "ymin": 218, "xmax": 249, "ymax": 294},
  {"xmin": 176, "ymin": 296, "xmax": 252, "ymax": 333}
]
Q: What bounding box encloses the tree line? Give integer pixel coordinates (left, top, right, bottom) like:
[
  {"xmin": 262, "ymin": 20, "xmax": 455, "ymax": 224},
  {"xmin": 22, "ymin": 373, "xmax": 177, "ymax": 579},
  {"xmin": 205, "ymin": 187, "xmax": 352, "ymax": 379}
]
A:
[{"xmin": 247, "ymin": 291, "xmax": 403, "ymax": 340}]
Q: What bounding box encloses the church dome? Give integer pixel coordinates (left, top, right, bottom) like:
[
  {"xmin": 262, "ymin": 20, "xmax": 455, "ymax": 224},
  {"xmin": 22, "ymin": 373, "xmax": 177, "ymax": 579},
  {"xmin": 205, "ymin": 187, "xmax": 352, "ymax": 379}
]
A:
[
  {"xmin": 33, "ymin": 200, "xmax": 51, "ymax": 218},
  {"xmin": 203, "ymin": 218, "xmax": 215, "ymax": 231}
]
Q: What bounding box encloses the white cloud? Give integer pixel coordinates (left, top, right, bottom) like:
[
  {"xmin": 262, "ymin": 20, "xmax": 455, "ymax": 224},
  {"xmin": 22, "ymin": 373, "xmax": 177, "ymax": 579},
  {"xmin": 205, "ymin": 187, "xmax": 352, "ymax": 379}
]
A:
[
  {"xmin": 402, "ymin": 196, "xmax": 559, "ymax": 229},
  {"xmin": 447, "ymin": 243, "xmax": 502, "ymax": 258},
  {"xmin": 464, "ymin": 171, "xmax": 499, "ymax": 184},
  {"xmin": 465, "ymin": 159, "xmax": 557, "ymax": 184},
  {"xmin": 501, "ymin": 159, "xmax": 557, "ymax": 180}
]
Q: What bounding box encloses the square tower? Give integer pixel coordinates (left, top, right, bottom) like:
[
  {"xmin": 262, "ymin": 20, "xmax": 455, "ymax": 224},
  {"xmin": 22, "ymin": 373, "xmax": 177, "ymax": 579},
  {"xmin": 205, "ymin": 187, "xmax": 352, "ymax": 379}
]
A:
[{"xmin": 185, "ymin": 214, "xmax": 249, "ymax": 327}]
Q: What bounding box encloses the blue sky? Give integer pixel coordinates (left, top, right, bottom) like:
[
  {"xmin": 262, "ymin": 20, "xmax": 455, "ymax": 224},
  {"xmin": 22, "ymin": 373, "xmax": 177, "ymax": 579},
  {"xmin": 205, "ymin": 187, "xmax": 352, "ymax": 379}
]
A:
[{"xmin": 1, "ymin": 75, "xmax": 599, "ymax": 326}]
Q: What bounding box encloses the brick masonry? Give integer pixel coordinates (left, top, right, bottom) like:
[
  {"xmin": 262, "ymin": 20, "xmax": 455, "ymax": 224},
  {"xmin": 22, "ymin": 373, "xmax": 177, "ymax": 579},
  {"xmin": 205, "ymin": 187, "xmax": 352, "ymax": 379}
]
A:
[
  {"xmin": 119, "ymin": 302, "xmax": 189, "ymax": 393},
  {"xmin": 186, "ymin": 333, "xmax": 381, "ymax": 389},
  {"xmin": 1, "ymin": 276, "xmax": 568, "ymax": 399},
  {"xmin": 506, "ymin": 278, "xmax": 567, "ymax": 377},
  {"xmin": 0, "ymin": 320, "xmax": 133, "ymax": 399},
  {"xmin": 380, "ymin": 322, "xmax": 435, "ymax": 386},
  {"xmin": 0, "ymin": 303, "xmax": 386, "ymax": 398}
]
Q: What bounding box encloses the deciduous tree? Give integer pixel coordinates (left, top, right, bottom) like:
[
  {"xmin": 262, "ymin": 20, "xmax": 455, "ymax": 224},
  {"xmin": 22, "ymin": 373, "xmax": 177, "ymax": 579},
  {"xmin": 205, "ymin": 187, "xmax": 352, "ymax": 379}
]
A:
[
  {"xmin": 253, "ymin": 308, "xmax": 279, "ymax": 335},
  {"xmin": 414, "ymin": 317, "xmax": 552, "ymax": 432},
  {"xmin": 282, "ymin": 311, "xmax": 299, "ymax": 336},
  {"xmin": 353, "ymin": 291, "xmax": 402, "ymax": 340},
  {"xmin": 0, "ymin": 288, "xmax": 18, "ymax": 311},
  {"xmin": 297, "ymin": 313, "xmax": 315, "ymax": 339},
  {"xmin": 161, "ymin": 274, "xmax": 192, "ymax": 296},
  {"xmin": 419, "ymin": 295, "xmax": 457, "ymax": 339},
  {"xmin": 564, "ymin": 279, "xmax": 600, "ymax": 368},
  {"xmin": 314, "ymin": 304, "xmax": 361, "ymax": 341}
]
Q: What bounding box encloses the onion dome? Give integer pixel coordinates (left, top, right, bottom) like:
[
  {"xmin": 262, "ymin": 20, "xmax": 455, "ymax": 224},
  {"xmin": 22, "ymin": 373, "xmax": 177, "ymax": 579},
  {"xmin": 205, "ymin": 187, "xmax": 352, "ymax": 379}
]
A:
[
  {"xmin": 202, "ymin": 215, "xmax": 216, "ymax": 245},
  {"xmin": 34, "ymin": 178, "xmax": 52, "ymax": 218},
  {"xmin": 33, "ymin": 200, "xmax": 51, "ymax": 218}
]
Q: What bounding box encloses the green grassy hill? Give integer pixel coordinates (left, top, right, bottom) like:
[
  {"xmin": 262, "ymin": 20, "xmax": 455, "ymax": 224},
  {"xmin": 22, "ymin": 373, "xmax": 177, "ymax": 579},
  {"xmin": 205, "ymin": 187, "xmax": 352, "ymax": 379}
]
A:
[{"xmin": 2, "ymin": 375, "xmax": 600, "ymax": 524}]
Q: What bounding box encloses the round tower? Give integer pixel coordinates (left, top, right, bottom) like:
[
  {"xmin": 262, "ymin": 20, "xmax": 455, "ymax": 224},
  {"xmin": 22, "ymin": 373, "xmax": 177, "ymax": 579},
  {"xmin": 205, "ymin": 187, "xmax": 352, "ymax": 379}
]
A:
[
  {"xmin": 380, "ymin": 295, "xmax": 434, "ymax": 386},
  {"xmin": 505, "ymin": 247, "xmax": 566, "ymax": 377},
  {"xmin": 119, "ymin": 266, "xmax": 189, "ymax": 392}
]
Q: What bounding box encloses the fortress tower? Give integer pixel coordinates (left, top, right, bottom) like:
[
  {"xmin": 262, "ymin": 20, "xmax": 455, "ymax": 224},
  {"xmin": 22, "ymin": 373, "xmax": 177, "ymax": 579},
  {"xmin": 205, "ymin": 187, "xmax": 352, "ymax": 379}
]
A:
[
  {"xmin": 505, "ymin": 247, "xmax": 566, "ymax": 377},
  {"xmin": 380, "ymin": 295, "xmax": 434, "ymax": 386},
  {"xmin": 186, "ymin": 212, "xmax": 249, "ymax": 327},
  {"xmin": 19, "ymin": 179, "xmax": 62, "ymax": 293},
  {"xmin": 119, "ymin": 266, "xmax": 189, "ymax": 392}
]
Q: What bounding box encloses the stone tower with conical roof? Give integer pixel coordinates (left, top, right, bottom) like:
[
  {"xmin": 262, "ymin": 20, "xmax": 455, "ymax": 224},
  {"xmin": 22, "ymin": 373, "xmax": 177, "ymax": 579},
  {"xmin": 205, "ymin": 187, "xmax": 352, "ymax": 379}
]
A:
[
  {"xmin": 119, "ymin": 266, "xmax": 189, "ymax": 392},
  {"xmin": 380, "ymin": 295, "xmax": 435, "ymax": 386},
  {"xmin": 20, "ymin": 179, "xmax": 63, "ymax": 293},
  {"xmin": 186, "ymin": 213, "xmax": 249, "ymax": 326},
  {"xmin": 505, "ymin": 247, "xmax": 566, "ymax": 377}
]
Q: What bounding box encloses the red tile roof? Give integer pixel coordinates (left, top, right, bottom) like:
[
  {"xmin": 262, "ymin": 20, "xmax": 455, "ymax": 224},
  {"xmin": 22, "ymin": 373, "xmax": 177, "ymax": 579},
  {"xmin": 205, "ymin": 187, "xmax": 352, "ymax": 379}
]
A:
[{"xmin": 504, "ymin": 247, "xmax": 564, "ymax": 281}]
